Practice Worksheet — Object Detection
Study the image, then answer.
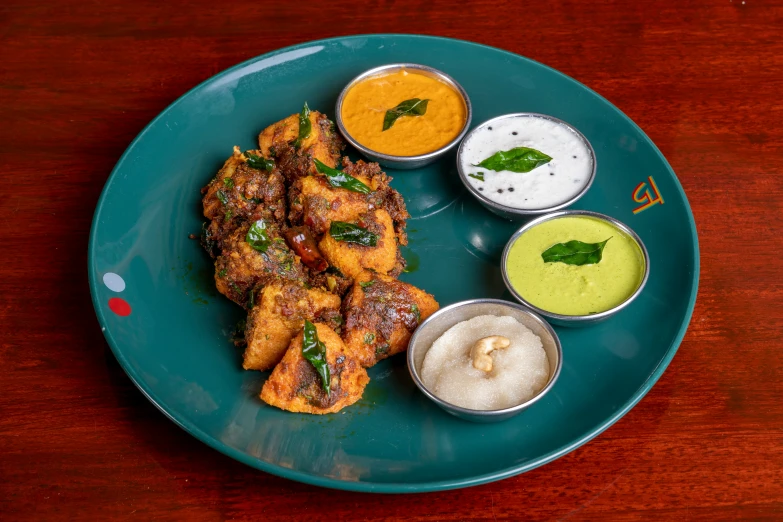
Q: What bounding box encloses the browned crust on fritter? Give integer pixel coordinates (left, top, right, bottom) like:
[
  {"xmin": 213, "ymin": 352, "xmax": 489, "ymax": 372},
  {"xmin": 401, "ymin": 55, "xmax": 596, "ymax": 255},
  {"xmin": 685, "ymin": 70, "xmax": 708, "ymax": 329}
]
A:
[
  {"xmin": 341, "ymin": 271, "xmax": 439, "ymax": 367},
  {"xmin": 260, "ymin": 323, "xmax": 369, "ymax": 414}
]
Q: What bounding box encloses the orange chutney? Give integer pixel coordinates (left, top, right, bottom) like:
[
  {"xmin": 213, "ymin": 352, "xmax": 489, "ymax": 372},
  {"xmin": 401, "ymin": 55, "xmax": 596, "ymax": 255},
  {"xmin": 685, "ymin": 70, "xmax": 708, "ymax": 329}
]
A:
[{"xmin": 340, "ymin": 69, "xmax": 467, "ymax": 157}]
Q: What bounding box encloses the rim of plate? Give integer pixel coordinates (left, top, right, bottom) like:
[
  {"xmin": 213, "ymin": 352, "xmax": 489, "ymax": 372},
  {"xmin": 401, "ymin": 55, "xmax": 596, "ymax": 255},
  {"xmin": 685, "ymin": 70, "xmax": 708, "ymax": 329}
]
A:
[{"xmin": 88, "ymin": 33, "xmax": 701, "ymax": 494}]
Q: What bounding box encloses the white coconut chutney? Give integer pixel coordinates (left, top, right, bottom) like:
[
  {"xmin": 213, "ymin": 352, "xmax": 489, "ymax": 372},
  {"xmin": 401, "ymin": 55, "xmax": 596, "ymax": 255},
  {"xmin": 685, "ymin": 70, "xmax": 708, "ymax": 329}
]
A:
[
  {"xmin": 459, "ymin": 114, "xmax": 593, "ymax": 210},
  {"xmin": 420, "ymin": 315, "xmax": 550, "ymax": 410}
]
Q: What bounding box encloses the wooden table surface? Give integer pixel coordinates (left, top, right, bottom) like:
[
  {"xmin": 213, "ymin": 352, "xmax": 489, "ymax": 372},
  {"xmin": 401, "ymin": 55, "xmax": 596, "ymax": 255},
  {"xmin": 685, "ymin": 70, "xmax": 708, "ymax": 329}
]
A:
[{"xmin": 2, "ymin": 0, "xmax": 782, "ymax": 519}]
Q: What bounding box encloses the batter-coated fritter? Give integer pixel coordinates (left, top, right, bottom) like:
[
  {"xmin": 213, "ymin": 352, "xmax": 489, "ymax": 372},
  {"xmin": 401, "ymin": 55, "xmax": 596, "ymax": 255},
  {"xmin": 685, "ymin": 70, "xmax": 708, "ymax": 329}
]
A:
[
  {"xmin": 287, "ymin": 157, "xmax": 409, "ymax": 243},
  {"xmin": 258, "ymin": 111, "xmax": 344, "ymax": 182},
  {"xmin": 243, "ymin": 283, "xmax": 342, "ymax": 371},
  {"xmin": 318, "ymin": 209, "xmax": 403, "ymax": 279},
  {"xmin": 342, "ymin": 271, "xmax": 439, "ymax": 368},
  {"xmin": 260, "ymin": 323, "xmax": 369, "ymax": 414},
  {"xmin": 201, "ymin": 147, "xmax": 286, "ymax": 254},
  {"xmin": 214, "ymin": 222, "xmax": 307, "ymax": 309}
]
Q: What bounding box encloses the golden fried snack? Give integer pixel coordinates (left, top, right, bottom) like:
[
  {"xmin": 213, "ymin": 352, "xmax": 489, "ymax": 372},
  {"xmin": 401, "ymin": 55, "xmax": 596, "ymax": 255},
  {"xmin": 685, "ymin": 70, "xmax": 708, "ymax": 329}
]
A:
[
  {"xmin": 287, "ymin": 157, "xmax": 409, "ymax": 243},
  {"xmin": 342, "ymin": 271, "xmax": 439, "ymax": 367},
  {"xmin": 318, "ymin": 209, "xmax": 402, "ymax": 279},
  {"xmin": 214, "ymin": 223, "xmax": 307, "ymax": 309},
  {"xmin": 201, "ymin": 146, "xmax": 286, "ymax": 253},
  {"xmin": 258, "ymin": 110, "xmax": 344, "ymax": 180},
  {"xmin": 260, "ymin": 323, "xmax": 369, "ymax": 414},
  {"xmin": 243, "ymin": 283, "xmax": 342, "ymax": 371}
]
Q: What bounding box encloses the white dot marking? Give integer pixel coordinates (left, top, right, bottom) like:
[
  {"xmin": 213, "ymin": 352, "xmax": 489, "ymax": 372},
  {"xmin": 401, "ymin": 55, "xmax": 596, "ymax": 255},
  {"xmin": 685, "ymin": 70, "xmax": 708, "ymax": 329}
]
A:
[{"xmin": 103, "ymin": 272, "xmax": 126, "ymax": 292}]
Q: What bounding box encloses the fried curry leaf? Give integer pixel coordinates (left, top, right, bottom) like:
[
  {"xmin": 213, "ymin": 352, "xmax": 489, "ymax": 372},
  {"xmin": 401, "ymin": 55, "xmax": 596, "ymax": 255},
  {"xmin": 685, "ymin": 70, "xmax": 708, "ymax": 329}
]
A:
[
  {"xmin": 383, "ymin": 98, "xmax": 429, "ymax": 131},
  {"xmin": 302, "ymin": 319, "xmax": 330, "ymax": 395},
  {"xmin": 200, "ymin": 222, "xmax": 217, "ymax": 257},
  {"xmin": 245, "ymin": 219, "xmax": 271, "ymax": 253},
  {"xmin": 216, "ymin": 189, "xmax": 228, "ymax": 205},
  {"xmin": 329, "ymin": 221, "xmax": 379, "ymax": 247},
  {"xmin": 364, "ymin": 333, "xmax": 375, "ymax": 344},
  {"xmin": 541, "ymin": 238, "xmax": 611, "ymax": 266},
  {"xmin": 359, "ymin": 281, "xmax": 375, "ymax": 289},
  {"xmin": 223, "ymin": 177, "xmax": 234, "ymax": 188},
  {"xmin": 314, "ymin": 159, "xmax": 372, "ymax": 194},
  {"xmin": 293, "ymin": 101, "xmax": 311, "ymax": 148},
  {"xmin": 244, "ymin": 151, "xmax": 275, "ymax": 171},
  {"xmin": 474, "ymin": 147, "xmax": 552, "ymax": 173}
]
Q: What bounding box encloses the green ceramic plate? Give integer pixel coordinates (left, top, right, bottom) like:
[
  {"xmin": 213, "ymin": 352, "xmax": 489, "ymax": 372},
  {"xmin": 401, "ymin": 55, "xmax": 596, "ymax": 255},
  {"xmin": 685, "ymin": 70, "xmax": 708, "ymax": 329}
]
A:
[{"xmin": 89, "ymin": 35, "xmax": 699, "ymax": 493}]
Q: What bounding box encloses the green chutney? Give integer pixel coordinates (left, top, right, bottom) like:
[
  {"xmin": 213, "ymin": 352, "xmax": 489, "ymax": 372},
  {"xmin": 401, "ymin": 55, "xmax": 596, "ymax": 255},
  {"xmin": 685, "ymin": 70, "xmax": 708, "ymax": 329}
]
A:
[{"xmin": 506, "ymin": 216, "xmax": 645, "ymax": 316}]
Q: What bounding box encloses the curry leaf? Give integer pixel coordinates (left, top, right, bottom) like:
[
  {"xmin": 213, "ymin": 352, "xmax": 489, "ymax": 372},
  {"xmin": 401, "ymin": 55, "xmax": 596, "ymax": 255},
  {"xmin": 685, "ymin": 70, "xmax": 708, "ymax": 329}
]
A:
[
  {"xmin": 329, "ymin": 221, "xmax": 378, "ymax": 247},
  {"xmin": 216, "ymin": 189, "xmax": 228, "ymax": 205},
  {"xmin": 302, "ymin": 319, "xmax": 330, "ymax": 395},
  {"xmin": 293, "ymin": 101, "xmax": 311, "ymax": 148},
  {"xmin": 541, "ymin": 238, "xmax": 611, "ymax": 266},
  {"xmin": 474, "ymin": 147, "xmax": 552, "ymax": 173},
  {"xmin": 245, "ymin": 219, "xmax": 271, "ymax": 253},
  {"xmin": 468, "ymin": 172, "xmax": 484, "ymax": 182},
  {"xmin": 245, "ymin": 151, "xmax": 275, "ymax": 171},
  {"xmin": 383, "ymin": 98, "xmax": 429, "ymax": 131},
  {"xmin": 314, "ymin": 159, "xmax": 372, "ymax": 194}
]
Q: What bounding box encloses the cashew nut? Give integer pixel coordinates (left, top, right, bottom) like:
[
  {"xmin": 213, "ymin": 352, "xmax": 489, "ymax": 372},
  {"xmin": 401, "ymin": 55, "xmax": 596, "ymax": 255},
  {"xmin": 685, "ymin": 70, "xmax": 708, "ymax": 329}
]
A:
[{"xmin": 470, "ymin": 336, "xmax": 510, "ymax": 372}]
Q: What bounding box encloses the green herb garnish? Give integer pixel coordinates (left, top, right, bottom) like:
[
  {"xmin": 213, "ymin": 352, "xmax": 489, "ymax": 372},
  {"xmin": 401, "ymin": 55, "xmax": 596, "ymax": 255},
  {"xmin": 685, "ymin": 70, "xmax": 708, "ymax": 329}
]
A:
[
  {"xmin": 245, "ymin": 219, "xmax": 271, "ymax": 253},
  {"xmin": 223, "ymin": 177, "xmax": 234, "ymax": 188},
  {"xmin": 293, "ymin": 102, "xmax": 311, "ymax": 148},
  {"xmin": 248, "ymin": 289, "xmax": 255, "ymax": 309},
  {"xmin": 468, "ymin": 172, "xmax": 484, "ymax": 182},
  {"xmin": 302, "ymin": 319, "xmax": 330, "ymax": 395},
  {"xmin": 314, "ymin": 159, "xmax": 372, "ymax": 194},
  {"xmin": 375, "ymin": 343, "xmax": 390, "ymax": 355},
  {"xmin": 541, "ymin": 238, "xmax": 611, "ymax": 266},
  {"xmin": 216, "ymin": 189, "xmax": 228, "ymax": 205},
  {"xmin": 329, "ymin": 221, "xmax": 379, "ymax": 247},
  {"xmin": 383, "ymin": 98, "xmax": 429, "ymax": 131},
  {"xmin": 411, "ymin": 304, "xmax": 421, "ymax": 323},
  {"xmin": 359, "ymin": 281, "xmax": 375, "ymax": 289},
  {"xmin": 218, "ymin": 268, "xmax": 227, "ymax": 278},
  {"xmin": 364, "ymin": 333, "xmax": 375, "ymax": 344},
  {"xmin": 474, "ymin": 147, "xmax": 552, "ymax": 173},
  {"xmin": 245, "ymin": 151, "xmax": 275, "ymax": 171}
]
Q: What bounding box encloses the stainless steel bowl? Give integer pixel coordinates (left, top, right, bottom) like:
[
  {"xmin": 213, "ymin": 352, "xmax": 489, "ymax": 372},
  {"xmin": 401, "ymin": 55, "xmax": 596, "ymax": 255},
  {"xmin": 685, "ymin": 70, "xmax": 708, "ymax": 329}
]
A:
[
  {"xmin": 407, "ymin": 299, "xmax": 562, "ymax": 423},
  {"xmin": 456, "ymin": 113, "xmax": 596, "ymax": 220},
  {"xmin": 335, "ymin": 63, "xmax": 472, "ymax": 170},
  {"xmin": 501, "ymin": 210, "xmax": 650, "ymax": 327}
]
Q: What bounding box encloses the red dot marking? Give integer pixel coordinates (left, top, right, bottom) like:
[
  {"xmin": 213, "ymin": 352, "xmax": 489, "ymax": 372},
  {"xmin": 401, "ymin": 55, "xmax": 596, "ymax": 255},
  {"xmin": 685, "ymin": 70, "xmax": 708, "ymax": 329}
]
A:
[{"xmin": 108, "ymin": 297, "xmax": 132, "ymax": 316}]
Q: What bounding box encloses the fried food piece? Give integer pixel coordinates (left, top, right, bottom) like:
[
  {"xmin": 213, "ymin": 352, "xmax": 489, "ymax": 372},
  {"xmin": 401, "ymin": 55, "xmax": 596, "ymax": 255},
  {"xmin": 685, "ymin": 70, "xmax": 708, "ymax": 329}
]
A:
[
  {"xmin": 342, "ymin": 271, "xmax": 439, "ymax": 368},
  {"xmin": 243, "ymin": 283, "xmax": 342, "ymax": 371},
  {"xmin": 260, "ymin": 323, "xmax": 369, "ymax": 414},
  {"xmin": 318, "ymin": 209, "xmax": 402, "ymax": 279},
  {"xmin": 341, "ymin": 158, "xmax": 409, "ymax": 245},
  {"xmin": 214, "ymin": 222, "xmax": 307, "ymax": 308},
  {"xmin": 201, "ymin": 147, "xmax": 286, "ymax": 254},
  {"xmin": 287, "ymin": 157, "xmax": 409, "ymax": 244},
  {"xmin": 258, "ymin": 110, "xmax": 344, "ymax": 181}
]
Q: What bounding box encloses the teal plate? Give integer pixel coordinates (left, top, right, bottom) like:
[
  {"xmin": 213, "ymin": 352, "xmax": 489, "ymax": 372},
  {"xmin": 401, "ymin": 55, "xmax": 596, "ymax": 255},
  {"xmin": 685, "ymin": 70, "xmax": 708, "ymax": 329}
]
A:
[{"xmin": 89, "ymin": 35, "xmax": 699, "ymax": 493}]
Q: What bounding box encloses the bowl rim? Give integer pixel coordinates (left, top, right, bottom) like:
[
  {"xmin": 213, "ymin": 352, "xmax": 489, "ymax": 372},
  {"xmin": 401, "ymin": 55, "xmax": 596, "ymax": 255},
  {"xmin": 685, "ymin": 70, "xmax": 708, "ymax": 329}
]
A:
[
  {"xmin": 501, "ymin": 210, "xmax": 651, "ymax": 322},
  {"xmin": 406, "ymin": 298, "xmax": 563, "ymax": 418},
  {"xmin": 456, "ymin": 112, "xmax": 597, "ymax": 215},
  {"xmin": 334, "ymin": 62, "xmax": 473, "ymax": 162}
]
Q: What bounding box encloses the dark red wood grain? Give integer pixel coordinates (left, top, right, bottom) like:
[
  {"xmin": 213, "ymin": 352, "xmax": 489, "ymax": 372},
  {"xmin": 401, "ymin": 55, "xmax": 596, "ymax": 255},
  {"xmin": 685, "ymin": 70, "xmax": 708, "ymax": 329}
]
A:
[{"xmin": 1, "ymin": 0, "xmax": 782, "ymax": 519}]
